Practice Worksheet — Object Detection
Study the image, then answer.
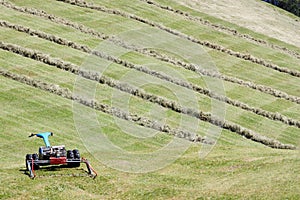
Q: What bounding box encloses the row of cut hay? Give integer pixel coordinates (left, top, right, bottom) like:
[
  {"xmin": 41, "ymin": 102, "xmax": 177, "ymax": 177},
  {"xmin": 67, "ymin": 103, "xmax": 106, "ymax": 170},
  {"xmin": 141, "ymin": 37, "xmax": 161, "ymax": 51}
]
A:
[
  {"xmin": 58, "ymin": 0, "xmax": 300, "ymax": 78},
  {"xmin": 0, "ymin": 42, "xmax": 296, "ymax": 149},
  {"xmin": 0, "ymin": 0, "xmax": 108, "ymax": 40},
  {"xmin": 2, "ymin": 1, "xmax": 299, "ymax": 105},
  {"xmin": 1, "ymin": 21, "xmax": 300, "ymax": 128},
  {"xmin": 140, "ymin": 0, "xmax": 300, "ymax": 60},
  {"xmin": 143, "ymin": 49, "xmax": 300, "ymax": 104},
  {"xmin": 0, "ymin": 1, "xmax": 143, "ymax": 59},
  {"xmin": 0, "ymin": 21, "xmax": 92, "ymax": 53},
  {"xmin": 0, "ymin": 69, "xmax": 209, "ymax": 144}
]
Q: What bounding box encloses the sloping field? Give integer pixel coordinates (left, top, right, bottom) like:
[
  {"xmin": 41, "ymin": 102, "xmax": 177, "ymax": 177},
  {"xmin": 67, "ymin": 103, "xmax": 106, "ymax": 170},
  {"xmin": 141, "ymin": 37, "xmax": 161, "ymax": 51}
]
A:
[
  {"xmin": 0, "ymin": 0, "xmax": 299, "ymax": 199},
  {"xmin": 176, "ymin": 0, "xmax": 300, "ymax": 47}
]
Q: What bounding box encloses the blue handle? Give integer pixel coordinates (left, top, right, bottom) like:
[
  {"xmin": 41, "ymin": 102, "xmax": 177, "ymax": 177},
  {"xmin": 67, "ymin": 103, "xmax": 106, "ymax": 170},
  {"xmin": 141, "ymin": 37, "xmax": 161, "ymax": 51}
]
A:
[{"xmin": 35, "ymin": 132, "xmax": 53, "ymax": 147}]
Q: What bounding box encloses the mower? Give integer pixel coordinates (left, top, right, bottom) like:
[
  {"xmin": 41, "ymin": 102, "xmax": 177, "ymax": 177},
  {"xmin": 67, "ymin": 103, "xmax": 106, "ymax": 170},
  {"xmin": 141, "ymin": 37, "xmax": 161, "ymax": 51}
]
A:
[{"xmin": 25, "ymin": 132, "xmax": 97, "ymax": 179}]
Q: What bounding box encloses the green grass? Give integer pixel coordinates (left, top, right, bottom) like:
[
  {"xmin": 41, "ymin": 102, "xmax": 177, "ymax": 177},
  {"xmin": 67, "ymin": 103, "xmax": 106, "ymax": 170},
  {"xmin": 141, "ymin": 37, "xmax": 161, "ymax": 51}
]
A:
[
  {"xmin": 154, "ymin": 0, "xmax": 300, "ymax": 55},
  {"xmin": 1, "ymin": 0, "xmax": 300, "ymax": 199},
  {"xmin": 85, "ymin": 0, "xmax": 300, "ymax": 70}
]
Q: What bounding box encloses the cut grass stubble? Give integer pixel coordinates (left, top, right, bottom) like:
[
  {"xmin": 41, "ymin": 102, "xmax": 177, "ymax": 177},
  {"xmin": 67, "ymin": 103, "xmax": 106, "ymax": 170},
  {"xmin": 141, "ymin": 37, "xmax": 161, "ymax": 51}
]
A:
[
  {"xmin": 2, "ymin": 0, "xmax": 300, "ymax": 105},
  {"xmin": 0, "ymin": 0, "xmax": 300, "ymax": 199},
  {"xmin": 139, "ymin": 0, "xmax": 300, "ymax": 60},
  {"xmin": 1, "ymin": 20, "xmax": 300, "ymax": 129},
  {"xmin": 0, "ymin": 41, "xmax": 296, "ymax": 149},
  {"xmin": 58, "ymin": 0, "xmax": 300, "ymax": 78},
  {"xmin": 0, "ymin": 69, "xmax": 209, "ymax": 144}
]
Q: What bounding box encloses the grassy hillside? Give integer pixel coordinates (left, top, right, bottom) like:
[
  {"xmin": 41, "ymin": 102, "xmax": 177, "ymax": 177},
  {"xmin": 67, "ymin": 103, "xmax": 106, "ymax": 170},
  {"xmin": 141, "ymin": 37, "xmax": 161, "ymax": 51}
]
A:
[
  {"xmin": 0, "ymin": 0, "xmax": 299, "ymax": 199},
  {"xmin": 175, "ymin": 0, "xmax": 300, "ymax": 47}
]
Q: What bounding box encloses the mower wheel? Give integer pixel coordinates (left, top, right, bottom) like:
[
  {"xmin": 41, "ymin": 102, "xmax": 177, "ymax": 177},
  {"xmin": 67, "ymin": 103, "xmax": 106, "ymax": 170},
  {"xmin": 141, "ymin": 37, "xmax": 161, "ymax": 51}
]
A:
[
  {"xmin": 67, "ymin": 150, "xmax": 74, "ymax": 159},
  {"xmin": 32, "ymin": 153, "xmax": 38, "ymax": 160},
  {"xmin": 67, "ymin": 149, "xmax": 80, "ymax": 167},
  {"xmin": 25, "ymin": 154, "xmax": 32, "ymax": 170},
  {"xmin": 73, "ymin": 149, "xmax": 80, "ymax": 159},
  {"xmin": 26, "ymin": 154, "xmax": 32, "ymax": 160}
]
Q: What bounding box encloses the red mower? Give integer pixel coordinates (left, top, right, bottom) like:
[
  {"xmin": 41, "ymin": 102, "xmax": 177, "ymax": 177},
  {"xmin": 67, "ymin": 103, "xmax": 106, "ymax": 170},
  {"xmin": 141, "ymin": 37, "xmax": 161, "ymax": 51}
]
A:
[{"xmin": 25, "ymin": 132, "xmax": 97, "ymax": 179}]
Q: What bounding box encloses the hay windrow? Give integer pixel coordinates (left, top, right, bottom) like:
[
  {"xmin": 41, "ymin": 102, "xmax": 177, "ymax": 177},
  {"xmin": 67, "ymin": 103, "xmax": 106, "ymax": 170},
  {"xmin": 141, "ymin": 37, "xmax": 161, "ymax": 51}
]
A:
[
  {"xmin": 1, "ymin": 20, "xmax": 300, "ymax": 128},
  {"xmin": 0, "ymin": 70, "xmax": 296, "ymax": 149},
  {"xmin": 1, "ymin": 25, "xmax": 300, "ymax": 128},
  {"xmin": 0, "ymin": 42, "xmax": 297, "ymax": 149},
  {"xmin": 140, "ymin": 0, "xmax": 300, "ymax": 60},
  {"xmin": 142, "ymin": 49, "xmax": 300, "ymax": 104},
  {"xmin": 2, "ymin": 1, "xmax": 299, "ymax": 104},
  {"xmin": 57, "ymin": 0, "xmax": 300, "ymax": 78},
  {"xmin": 0, "ymin": 69, "xmax": 210, "ymax": 144},
  {"xmin": 0, "ymin": 0, "xmax": 108, "ymax": 40}
]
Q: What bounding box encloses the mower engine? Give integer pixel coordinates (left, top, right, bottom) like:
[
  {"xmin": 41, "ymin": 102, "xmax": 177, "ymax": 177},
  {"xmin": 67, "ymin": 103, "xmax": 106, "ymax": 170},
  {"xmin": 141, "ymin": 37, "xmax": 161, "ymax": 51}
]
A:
[{"xmin": 39, "ymin": 145, "xmax": 67, "ymax": 159}]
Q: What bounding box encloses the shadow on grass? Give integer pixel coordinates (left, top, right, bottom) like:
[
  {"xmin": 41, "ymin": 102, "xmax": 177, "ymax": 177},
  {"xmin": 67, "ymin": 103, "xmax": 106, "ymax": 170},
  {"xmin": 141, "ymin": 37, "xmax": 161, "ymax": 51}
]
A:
[{"xmin": 19, "ymin": 165, "xmax": 89, "ymax": 178}]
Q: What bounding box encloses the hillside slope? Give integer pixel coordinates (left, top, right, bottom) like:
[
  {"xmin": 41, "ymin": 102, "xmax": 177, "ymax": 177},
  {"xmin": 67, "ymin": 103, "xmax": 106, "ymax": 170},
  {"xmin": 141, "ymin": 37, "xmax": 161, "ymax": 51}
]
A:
[
  {"xmin": 177, "ymin": 0, "xmax": 300, "ymax": 47},
  {"xmin": 0, "ymin": 0, "xmax": 300, "ymax": 199}
]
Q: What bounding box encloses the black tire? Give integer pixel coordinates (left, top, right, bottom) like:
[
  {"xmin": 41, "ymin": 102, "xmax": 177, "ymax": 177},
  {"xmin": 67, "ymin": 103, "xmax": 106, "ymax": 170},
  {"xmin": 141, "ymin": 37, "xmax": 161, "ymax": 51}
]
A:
[
  {"xmin": 32, "ymin": 153, "xmax": 38, "ymax": 160},
  {"xmin": 71, "ymin": 149, "xmax": 80, "ymax": 167},
  {"xmin": 67, "ymin": 150, "xmax": 74, "ymax": 159},
  {"xmin": 26, "ymin": 154, "xmax": 32, "ymax": 161},
  {"xmin": 73, "ymin": 149, "xmax": 80, "ymax": 160},
  {"xmin": 67, "ymin": 150, "xmax": 80, "ymax": 168},
  {"xmin": 25, "ymin": 154, "xmax": 32, "ymax": 171}
]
